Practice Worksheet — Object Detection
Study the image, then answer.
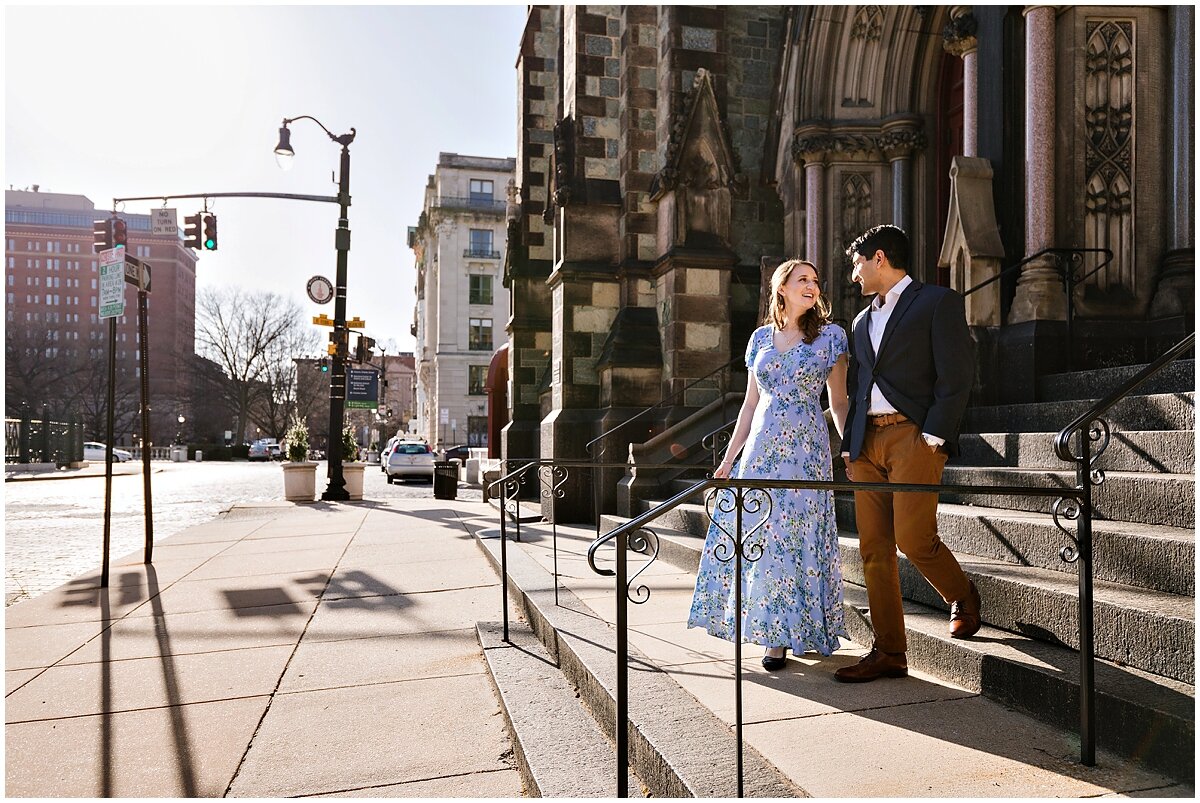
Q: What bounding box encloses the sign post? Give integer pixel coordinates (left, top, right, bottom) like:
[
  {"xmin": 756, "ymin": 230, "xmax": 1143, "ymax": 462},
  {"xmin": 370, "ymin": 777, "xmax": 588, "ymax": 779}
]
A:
[
  {"xmin": 125, "ymin": 258, "xmax": 154, "ymax": 564},
  {"xmin": 97, "ymin": 246, "xmax": 126, "ymax": 588}
]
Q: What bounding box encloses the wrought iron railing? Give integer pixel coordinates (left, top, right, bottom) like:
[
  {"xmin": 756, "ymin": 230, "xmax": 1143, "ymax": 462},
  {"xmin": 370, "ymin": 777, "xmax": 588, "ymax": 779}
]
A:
[
  {"xmin": 432, "ymin": 195, "xmax": 506, "ymax": 214},
  {"xmin": 964, "ymin": 246, "xmax": 1113, "ymax": 371},
  {"xmin": 463, "ymin": 248, "xmax": 501, "ymax": 259},
  {"xmin": 5, "ymin": 410, "xmax": 84, "ymax": 465},
  {"xmin": 585, "ymin": 356, "xmax": 742, "ymax": 534},
  {"xmin": 586, "ymin": 475, "xmax": 1088, "ymax": 797},
  {"xmin": 1050, "ymin": 331, "xmax": 1194, "ymax": 765}
]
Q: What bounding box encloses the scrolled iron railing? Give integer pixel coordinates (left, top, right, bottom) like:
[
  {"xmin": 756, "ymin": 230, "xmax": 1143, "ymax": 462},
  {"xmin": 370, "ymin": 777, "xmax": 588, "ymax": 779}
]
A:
[
  {"xmin": 432, "ymin": 195, "xmax": 506, "ymax": 214},
  {"xmin": 584, "ymin": 475, "xmax": 1089, "ymax": 797},
  {"xmin": 463, "ymin": 248, "xmax": 501, "ymax": 259},
  {"xmin": 1049, "ymin": 331, "xmax": 1194, "ymax": 765},
  {"xmin": 5, "ymin": 411, "xmax": 84, "ymax": 465}
]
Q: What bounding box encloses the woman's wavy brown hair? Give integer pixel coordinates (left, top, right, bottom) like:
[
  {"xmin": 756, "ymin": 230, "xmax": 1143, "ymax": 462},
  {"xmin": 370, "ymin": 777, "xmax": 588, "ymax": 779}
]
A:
[{"xmin": 766, "ymin": 259, "xmax": 832, "ymax": 344}]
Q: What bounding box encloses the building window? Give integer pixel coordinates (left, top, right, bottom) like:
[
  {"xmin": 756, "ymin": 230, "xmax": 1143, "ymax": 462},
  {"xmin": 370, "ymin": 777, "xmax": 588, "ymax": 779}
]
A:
[
  {"xmin": 467, "ymin": 229, "xmax": 494, "ymax": 258},
  {"xmin": 6, "ymin": 274, "xmax": 12, "ymax": 286},
  {"xmin": 468, "ymin": 365, "xmax": 488, "ymax": 395},
  {"xmin": 468, "ymin": 317, "xmax": 493, "ymax": 350},
  {"xmin": 467, "ymin": 416, "xmax": 488, "ymax": 448},
  {"xmin": 469, "ymin": 274, "xmax": 493, "ymax": 305},
  {"xmin": 469, "ymin": 179, "xmax": 494, "ymax": 200}
]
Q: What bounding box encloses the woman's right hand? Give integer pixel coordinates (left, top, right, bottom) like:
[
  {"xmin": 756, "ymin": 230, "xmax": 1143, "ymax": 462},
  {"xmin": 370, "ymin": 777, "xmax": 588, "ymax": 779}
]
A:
[{"xmin": 713, "ymin": 462, "xmax": 733, "ymax": 479}]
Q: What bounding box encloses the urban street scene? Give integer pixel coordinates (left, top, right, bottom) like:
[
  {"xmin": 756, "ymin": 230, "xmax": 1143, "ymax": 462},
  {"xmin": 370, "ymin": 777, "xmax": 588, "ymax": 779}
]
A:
[{"xmin": 4, "ymin": 4, "xmax": 1195, "ymax": 798}]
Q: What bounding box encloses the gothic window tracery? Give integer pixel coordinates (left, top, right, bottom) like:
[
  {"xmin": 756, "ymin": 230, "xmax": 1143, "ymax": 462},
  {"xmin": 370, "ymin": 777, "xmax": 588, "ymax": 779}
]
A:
[
  {"xmin": 1084, "ymin": 20, "xmax": 1135, "ymax": 294},
  {"xmin": 842, "ymin": 6, "xmax": 883, "ymax": 108}
]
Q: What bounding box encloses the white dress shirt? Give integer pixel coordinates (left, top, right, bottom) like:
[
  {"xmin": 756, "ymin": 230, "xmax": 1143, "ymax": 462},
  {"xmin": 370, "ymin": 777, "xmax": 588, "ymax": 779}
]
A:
[{"xmin": 863, "ymin": 274, "xmax": 944, "ymax": 449}]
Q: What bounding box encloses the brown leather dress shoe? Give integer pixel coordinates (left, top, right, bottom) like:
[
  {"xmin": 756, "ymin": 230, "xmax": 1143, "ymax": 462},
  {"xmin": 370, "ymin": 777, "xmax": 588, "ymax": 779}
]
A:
[
  {"xmin": 949, "ymin": 579, "xmax": 982, "ymax": 639},
  {"xmin": 833, "ymin": 648, "xmax": 908, "ymax": 683}
]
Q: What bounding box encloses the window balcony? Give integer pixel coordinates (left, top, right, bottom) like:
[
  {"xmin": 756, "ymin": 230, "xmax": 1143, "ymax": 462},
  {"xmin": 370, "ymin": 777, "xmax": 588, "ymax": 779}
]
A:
[
  {"xmin": 463, "ymin": 248, "xmax": 501, "ymax": 259},
  {"xmin": 432, "ymin": 195, "xmax": 506, "ymax": 214}
]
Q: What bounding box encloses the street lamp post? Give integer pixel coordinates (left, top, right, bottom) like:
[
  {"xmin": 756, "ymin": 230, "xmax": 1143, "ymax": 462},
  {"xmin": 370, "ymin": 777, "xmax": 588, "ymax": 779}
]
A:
[
  {"xmin": 275, "ymin": 116, "xmax": 356, "ymax": 501},
  {"xmin": 176, "ymin": 414, "xmax": 185, "ymax": 445}
]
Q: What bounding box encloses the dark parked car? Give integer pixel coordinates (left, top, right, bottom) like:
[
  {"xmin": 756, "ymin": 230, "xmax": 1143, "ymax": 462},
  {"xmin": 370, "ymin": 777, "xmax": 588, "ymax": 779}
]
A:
[{"xmin": 443, "ymin": 444, "xmax": 471, "ymax": 462}]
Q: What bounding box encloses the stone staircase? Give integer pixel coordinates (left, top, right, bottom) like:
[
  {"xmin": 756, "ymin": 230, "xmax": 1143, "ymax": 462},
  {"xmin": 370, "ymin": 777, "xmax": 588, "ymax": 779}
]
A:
[{"xmin": 607, "ymin": 357, "xmax": 1196, "ymax": 783}]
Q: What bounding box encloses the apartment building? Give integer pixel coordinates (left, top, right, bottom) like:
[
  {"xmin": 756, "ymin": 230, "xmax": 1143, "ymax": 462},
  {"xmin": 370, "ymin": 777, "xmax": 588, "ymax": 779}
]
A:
[
  {"xmin": 5, "ymin": 188, "xmax": 198, "ymax": 442},
  {"xmin": 409, "ymin": 153, "xmax": 515, "ymax": 449}
]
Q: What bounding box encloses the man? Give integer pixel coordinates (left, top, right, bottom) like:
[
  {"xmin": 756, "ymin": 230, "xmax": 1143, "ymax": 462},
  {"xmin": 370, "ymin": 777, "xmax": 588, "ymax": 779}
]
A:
[{"xmin": 834, "ymin": 224, "xmax": 980, "ymax": 683}]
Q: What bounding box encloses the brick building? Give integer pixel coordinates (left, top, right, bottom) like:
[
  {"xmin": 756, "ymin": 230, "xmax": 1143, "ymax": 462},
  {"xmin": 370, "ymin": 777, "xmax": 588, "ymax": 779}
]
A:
[{"xmin": 5, "ymin": 188, "xmax": 198, "ymax": 444}]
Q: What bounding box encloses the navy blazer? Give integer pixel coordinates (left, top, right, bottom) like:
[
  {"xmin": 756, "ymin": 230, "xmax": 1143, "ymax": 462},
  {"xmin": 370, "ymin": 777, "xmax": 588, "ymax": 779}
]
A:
[{"xmin": 843, "ymin": 279, "xmax": 974, "ymax": 461}]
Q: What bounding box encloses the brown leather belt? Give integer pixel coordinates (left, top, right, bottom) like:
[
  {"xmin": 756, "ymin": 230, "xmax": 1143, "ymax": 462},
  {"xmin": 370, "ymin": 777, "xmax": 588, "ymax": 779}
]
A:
[{"xmin": 867, "ymin": 412, "xmax": 909, "ymax": 427}]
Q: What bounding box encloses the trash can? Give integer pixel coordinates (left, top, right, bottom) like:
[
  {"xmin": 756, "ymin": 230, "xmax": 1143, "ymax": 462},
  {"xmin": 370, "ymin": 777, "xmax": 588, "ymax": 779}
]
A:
[
  {"xmin": 195, "ymin": 450, "xmax": 203, "ymax": 462},
  {"xmin": 433, "ymin": 461, "xmax": 458, "ymax": 500}
]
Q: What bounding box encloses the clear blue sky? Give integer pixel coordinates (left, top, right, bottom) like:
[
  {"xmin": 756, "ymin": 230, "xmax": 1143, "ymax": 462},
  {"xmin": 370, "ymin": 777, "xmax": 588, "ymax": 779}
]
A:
[{"xmin": 5, "ymin": 4, "xmax": 526, "ymax": 355}]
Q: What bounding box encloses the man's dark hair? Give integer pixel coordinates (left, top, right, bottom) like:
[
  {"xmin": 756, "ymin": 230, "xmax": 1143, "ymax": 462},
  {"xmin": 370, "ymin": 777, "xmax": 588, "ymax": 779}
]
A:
[{"xmin": 846, "ymin": 224, "xmax": 910, "ymax": 272}]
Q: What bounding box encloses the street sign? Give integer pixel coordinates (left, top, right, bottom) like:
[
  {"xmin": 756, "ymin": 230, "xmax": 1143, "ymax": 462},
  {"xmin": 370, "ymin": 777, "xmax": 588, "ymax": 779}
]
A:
[
  {"xmin": 151, "ymin": 208, "xmax": 177, "ymax": 236},
  {"xmin": 312, "ymin": 314, "xmax": 334, "ymax": 327},
  {"xmin": 123, "ymin": 255, "xmax": 151, "ymax": 292},
  {"xmin": 99, "ymin": 247, "xmax": 126, "ymax": 319},
  {"xmin": 307, "ymin": 275, "xmax": 334, "ymax": 304},
  {"xmin": 440, "ymin": 408, "xmax": 450, "ymax": 425},
  {"xmin": 346, "ymin": 368, "xmax": 379, "ymax": 409}
]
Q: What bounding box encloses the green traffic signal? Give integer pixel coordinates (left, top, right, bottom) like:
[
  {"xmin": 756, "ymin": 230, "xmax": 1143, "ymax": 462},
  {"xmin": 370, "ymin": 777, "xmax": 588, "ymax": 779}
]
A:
[{"xmin": 202, "ymin": 214, "xmax": 218, "ymax": 251}]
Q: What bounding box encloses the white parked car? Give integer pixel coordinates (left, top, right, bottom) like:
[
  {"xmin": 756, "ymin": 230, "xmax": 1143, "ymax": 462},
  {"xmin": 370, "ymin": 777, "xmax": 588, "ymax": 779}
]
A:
[
  {"xmin": 84, "ymin": 441, "xmax": 133, "ymax": 463},
  {"xmin": 386, "ymin": 442, "xmax": 435, "ymax": 483}
]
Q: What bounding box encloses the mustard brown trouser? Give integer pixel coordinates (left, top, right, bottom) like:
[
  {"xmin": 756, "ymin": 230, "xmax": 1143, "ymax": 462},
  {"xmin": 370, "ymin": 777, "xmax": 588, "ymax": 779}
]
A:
[{"xmin": 849, "ymin": 417, "xmax": 971, "ymax": 654}]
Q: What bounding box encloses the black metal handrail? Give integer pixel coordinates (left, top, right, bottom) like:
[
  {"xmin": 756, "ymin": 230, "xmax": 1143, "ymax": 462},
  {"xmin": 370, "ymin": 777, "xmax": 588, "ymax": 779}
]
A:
[
  {"xmin": 585, "ymin": 474, "xmax": 1089, "ymax": 797},
  {"xmin": 1049, "ymin": 331, "xmax": 1194, "ymax": 766},
  {"xmin": 964, "ymin": 246, "xmax": 1113, "ymax": 372},
  {"xmin": 584, "ymin": 356, "xmax": 741, "ymax": 462}
]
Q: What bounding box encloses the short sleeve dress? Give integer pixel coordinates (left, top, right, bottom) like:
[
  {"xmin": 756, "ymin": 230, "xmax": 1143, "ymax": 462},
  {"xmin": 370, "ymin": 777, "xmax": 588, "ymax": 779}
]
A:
[{"xmin": 686, "ymin": 322, "xmax": 850, "ymax": 656}]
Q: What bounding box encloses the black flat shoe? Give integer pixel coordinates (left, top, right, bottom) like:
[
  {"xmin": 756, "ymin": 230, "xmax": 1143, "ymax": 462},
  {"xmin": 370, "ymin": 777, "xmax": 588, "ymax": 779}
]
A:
[{"xmin": 761, "ymin": 653, "xmax": 788, "ymax": 671}]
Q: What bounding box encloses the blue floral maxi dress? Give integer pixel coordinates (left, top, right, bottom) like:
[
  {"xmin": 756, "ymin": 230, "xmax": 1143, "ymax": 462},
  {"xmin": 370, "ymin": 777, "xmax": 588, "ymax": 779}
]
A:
[{"xmin": 687, "ymin": 323, "xmax": 849, "ymax": 656}]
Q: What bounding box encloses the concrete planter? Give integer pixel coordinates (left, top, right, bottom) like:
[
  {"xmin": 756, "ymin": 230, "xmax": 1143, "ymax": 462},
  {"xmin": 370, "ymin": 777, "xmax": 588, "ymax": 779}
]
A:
[
  {"xmin": 282, "ymin": 461, "xmax": 318, "ymax": 502},
  {"xmin": 343, "ymin": 462, "xmax": 366, "ymax": 500}
]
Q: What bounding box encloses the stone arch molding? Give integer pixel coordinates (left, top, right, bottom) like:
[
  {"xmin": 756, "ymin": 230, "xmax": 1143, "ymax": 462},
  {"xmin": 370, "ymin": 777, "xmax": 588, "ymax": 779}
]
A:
[{"xmin": 651, "ymin": 68, "xmax": 743, "ymax": 251}]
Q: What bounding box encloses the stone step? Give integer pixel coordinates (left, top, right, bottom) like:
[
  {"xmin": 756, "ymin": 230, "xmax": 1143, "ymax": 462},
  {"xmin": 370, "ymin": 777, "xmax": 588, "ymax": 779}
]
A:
[
  {"xmin": 833, "ymin": 497, "xmax": 1195, "ymax": 597},
  {"xmin": 836, "ymin": 534, "xmax": 1196, "ymax": 685},
  {"xmin": 614, "ymin": 504, "xmax": 1196, "ymax": 682},
  {"xmin": 1038, "ymin": 359, "xmax": 1194, "ymax": 402},
  {"xmin": 626, "ymin": 491, "xmax": 1196, "ymax": 596},
  {"xmin": 476, "ymin": 621, "xmax": 645, "ymax": 797},
  {"xmin": 939, "ymin": 466, "xmax": 1194, "ymax": 529},
  {"xmin": 838, "ymin": 583, "xmax": 1194, "ymax": 784},
  {"xmin": 472, "ymin": 530, "xmax": 807, "ymax": 797},
  {"xmin": 599, "ymin": 514, "xmax": 1195, "ymax": 782},
  {"xmin": 956, "ymin": 430, "xmax": 1195, "ymax": 474},
  {"xmin": 961, "ymin": 391, "xmax": 1194, "ymax": 434}
]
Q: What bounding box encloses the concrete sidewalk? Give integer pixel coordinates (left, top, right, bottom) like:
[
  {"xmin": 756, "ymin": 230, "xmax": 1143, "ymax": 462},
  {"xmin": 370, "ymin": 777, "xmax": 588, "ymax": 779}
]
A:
[{"xmin": 4, "ymin": 498, "xmax": 523, "ymax": 797}]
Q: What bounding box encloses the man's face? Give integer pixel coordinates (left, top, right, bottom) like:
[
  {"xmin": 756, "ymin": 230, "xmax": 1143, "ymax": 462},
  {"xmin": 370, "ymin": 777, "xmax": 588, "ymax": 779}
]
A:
[{"xmin": 851, "ymin": 250, "xmax": 883, "ymax": 297}]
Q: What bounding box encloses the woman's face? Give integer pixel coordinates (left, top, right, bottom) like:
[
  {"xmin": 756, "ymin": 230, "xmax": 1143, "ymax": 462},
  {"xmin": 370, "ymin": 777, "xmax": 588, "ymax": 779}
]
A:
[{"xmin": 779, "ymin": 263, "xmax": 821, "ymax": 318}]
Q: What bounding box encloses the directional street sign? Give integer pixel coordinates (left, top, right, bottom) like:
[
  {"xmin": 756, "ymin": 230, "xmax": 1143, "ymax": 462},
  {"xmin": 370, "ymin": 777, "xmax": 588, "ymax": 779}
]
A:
[
  {"xmin": 151, "ymin": 208, "xmax": 177, "ymax": 236},
  {"xmin": 346, "ymin": 368, "xmax": 379, "ymax": 409},
  {"xmin": 123, "ymin": 255, "xmax": 152, "ymax": 293},
  {"xmin": 99, "ymin": 247, "xmax": 126, "ymax": 319}
]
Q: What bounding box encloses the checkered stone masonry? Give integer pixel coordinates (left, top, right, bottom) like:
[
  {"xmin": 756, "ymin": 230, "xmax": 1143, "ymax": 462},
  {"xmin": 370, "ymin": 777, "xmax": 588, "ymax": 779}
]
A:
[
  {"xmin": 571, "ymin": 6, "xmax": 622, "ymax": 183},
  {"xmin": 619, "ymin": 5, "xmax": 659, "ymax": 266}
]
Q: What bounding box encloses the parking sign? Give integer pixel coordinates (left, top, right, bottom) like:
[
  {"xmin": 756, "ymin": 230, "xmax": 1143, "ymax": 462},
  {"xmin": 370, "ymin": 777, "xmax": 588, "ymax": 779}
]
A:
[{"xmin": 99, "ymin": 247, "xmax": 126, "ymax": 319}]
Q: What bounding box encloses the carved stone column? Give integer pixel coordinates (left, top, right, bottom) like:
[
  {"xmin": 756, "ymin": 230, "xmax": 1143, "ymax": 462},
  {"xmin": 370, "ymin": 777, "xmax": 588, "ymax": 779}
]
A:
[
  {"xmin": 793, "ymin": 133, "xmax": 827, "ymax": 269},
  {"xmin": 943, "ymin": 8, "xmax": 980, "ymax": 157},
  {"xmin": 1008, "ymin": 5, "xmax": 1065, "ymax": 323},
  {"xmin": 1151, "ymin": 4, "xmax": 1196, "ymax": 319},
  {"xmin": 878, "ymin": 123, "xmax": 927, "ymax": 234}
]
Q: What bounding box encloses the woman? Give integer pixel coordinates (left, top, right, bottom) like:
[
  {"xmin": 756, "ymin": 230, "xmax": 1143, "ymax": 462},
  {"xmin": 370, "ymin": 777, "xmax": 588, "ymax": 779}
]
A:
[{"xmin": 687, "ymin": 259, "xmax": 850, "ymax": 671}]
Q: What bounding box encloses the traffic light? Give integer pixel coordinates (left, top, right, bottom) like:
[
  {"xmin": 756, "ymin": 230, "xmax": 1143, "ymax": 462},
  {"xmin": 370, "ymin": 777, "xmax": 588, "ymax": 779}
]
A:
[
  {"xmin": 183, "ymin": 214, "xmax": 203, "ymax": 249},
  {"xmin": 355, "ymin": 335, "xmax": 376, "ymax": 364},
  {"xmin": 112, "ymin": 218, "xmax": 128, "ymax": 249},
  {"xmin": 317, "ymin": 358, "xmax": 330, "ymax": 373},
  {"xmin": 92, "ymin": 219, "xmax": 114, "ymax": 253},
  {"xmin": 202, "ymin": 214, "xmax": 218, "ymax": 251}
]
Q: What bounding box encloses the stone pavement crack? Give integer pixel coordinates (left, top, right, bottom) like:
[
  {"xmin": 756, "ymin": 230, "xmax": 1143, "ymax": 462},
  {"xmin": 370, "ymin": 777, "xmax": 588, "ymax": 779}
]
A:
[
  {"xmin": 221, "ymin": 512, "xmax": 367, "ymax": 798},
  {"xmin": 289, "ymin": 766, "xmax": 514, "ymax": 798},
  {"xmin": 274, "ymin": 669, "xmax": 485, "ymax": 697}
]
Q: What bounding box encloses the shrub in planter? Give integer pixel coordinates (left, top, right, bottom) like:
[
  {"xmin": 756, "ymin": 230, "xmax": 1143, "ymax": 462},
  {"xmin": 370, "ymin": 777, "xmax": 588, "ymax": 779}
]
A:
[
  {"xmin": 341, "ymin": 425, "xmax": 360, "ymax": 462},
  {"xmin": 286, "ymin": 419, "xmax": 310, "ymax": 462}
]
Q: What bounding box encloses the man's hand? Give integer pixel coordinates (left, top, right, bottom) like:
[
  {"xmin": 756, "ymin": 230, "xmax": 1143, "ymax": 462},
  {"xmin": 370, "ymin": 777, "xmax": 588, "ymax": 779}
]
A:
[{"xmin": 841, "ymin": 452, "xmax": 853, "ymax": 481}]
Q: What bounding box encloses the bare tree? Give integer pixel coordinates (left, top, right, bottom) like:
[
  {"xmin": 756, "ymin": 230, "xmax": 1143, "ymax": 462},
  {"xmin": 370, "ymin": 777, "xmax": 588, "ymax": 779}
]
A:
[
  {"xmin": 250, "ymin": 321, "xmax": 321, "ymax": 440},
  {"xmin": 195, "ymin": 287, "xmax": 312, "ymax": 443}
]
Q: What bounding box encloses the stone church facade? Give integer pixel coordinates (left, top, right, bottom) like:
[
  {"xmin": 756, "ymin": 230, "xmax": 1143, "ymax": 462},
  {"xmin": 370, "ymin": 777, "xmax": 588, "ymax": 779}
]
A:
[{"xmin": 502, "ymin": 6, "xmax": 1194, "ymax": 519}]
